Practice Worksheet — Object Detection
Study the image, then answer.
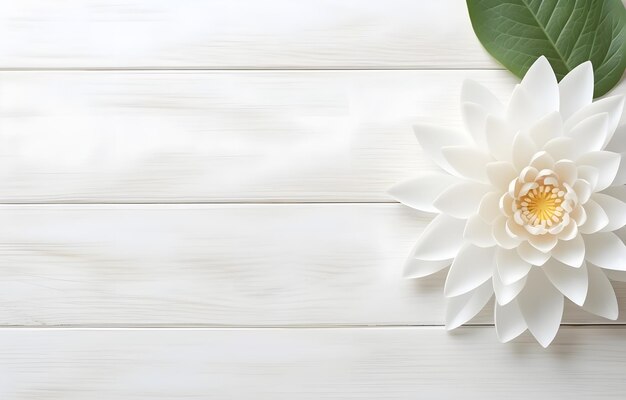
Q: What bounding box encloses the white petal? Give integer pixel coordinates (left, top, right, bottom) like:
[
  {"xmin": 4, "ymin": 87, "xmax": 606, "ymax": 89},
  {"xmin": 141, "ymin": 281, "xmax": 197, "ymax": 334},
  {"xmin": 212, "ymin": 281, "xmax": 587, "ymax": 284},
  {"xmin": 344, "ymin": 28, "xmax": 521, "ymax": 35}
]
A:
[
  {"xmin": 507, "ymin": 83, "xmax": 555, "ymax": 132},
  {"xmin": 445, "ymin": 280, "xmax": 493, "ymax": 330},
  {"xmin": 558, "ymin": 61, "xmax": 593, "ymax": 120},
  {"xmin": 501, "ymin": 195, "xmax": 515, "ymax": 217},
  {"xmin": 554, "ymin": 160, "xmax": 578, "ymax": 186},
  {"xmin": 543, "ymin": 137, "xmax": 575, "ymax": 161},
  {"xmin": 593, "ymin": 193, "xmax": 626, "ymax": 232},
  {"xmin": 461, "ymin": 79, "xmax": 504, "ymax": 116},
  {"xmin": 495, "ymin": 300, "xmax": 527, "ymax": 343},
  {"xmin": 506, "ymin": 85, "xmax": 533, "ymax": 129},
  {"xmin": 579, "ymin": 200, "xmax": 609, "ymax": 234},
  {"xmin": 606, "ymin": 124, "xmax": 626, "ymax": 153},
  {"xmin": 573, "ymin": 179, "xmax": 592, "ymax": 204},
  {"xmin": 478, "ymin": 192, "xmax": 502, "ymax": 223},
  {"xmin": 492, "ymin": 216, "xmax": 521, "ymax": 249},
  {"xmin": 388, "ymin": 173, "xmax": 459, "ymax": 212},
  {"xmin": 433, "ymin": 182, "xmax": 491, "ymax": 218},
  {"xmin": 557, "ymin": 219, "xmax": 579, "ymax": 240},
  {"xmin": 414, "ymin": 124, "xmax": 470, "ymax": 176},
  {"xmin": 485, "ymin": 116, "xmax": 515, "ymax": 160},
  {"xmin": 571, "ymin": 204, "xmax": 587, "ymax": 226},
  {"xmin": 512, "ymin": 132, "xmax": 538, "ymax": 171},
  {"xmin": 584, "ymin": 232, "xmax": 626, "ymax": 271},
  {"xmin": 577, "ymin": 166, "xmax": 600, "ymax": 190},
  {"xmin": 517, "ymin": 268, "xmax": 564, "ymax": 348},
  {"xmin": 529, "ymin": 151, "xmax": 555, "ymax": 171},
  {"xmin": 528, "ymin": 111, "xmax": 563, "ymax": 148},
  {"xmin": 508, "ymin": 218, "xmax": 532, "ymax": 238},
  {"xmin": 520, "ymin": 56, "xmax": 559, "ymax": 106},
  {"xmin": 444, "ymin": 244, "xmax": 496, "ymax": 297},
  {"xmin": 517, "ymin": 241, "xmax": 550, "ymax": 266},
  {"xmin": 583, "ymin": 263, "xmax": 618, "ymax": 320},
  {"xmin": 496, "ymin": 247, "xmax": 532, "ymax": 285},
  {"xmin": 441, "ymin": 146, "xmax": 492, "ymax": 183},
  {"xmin": 461, "ymin": 102, "xmax": 489, "ymax": 148},
  {"xmin": 612, "ymin": 152, "xmax": 626, "ymax": 186},
  {"xmin": 403, "ymin": 255, "xmax": 451, "ymax": 279},
  {"xmin": 547, "ymin": 219, "xmax": 567, "ymax": 235},
  {"xmin": 464, "ymin": 214, "xmax": 497, "ymax": 248},
  {"xmin": 576, "ymin": 151, "xmax": 621, "ymax": 191},
  {"xmin": 528, "ymin": 234, "xmax": 558, "ymax": 253},
  {"xmin": 486, "ymin": 161, "xmax": 517, "ymax": 190},
  {"xmin": 551, "ymin": 234, "xmax": 585, "ymax": 267},
  {"xmin": 519, "ymin": 166, "xmax": 539, "ymax": 183},
  {"xmin": 412, "ymin": 214, "xmax": 467, "ymax": 261},
  {"xmin": 564, "ymin": 95, "xmax": 625, "ymax": 147},
  {"xmin": 566, "ymin": 113, "xmax": 609, "ymax": 158},
  {"xmin": 494, "ymin": 267, "xmax": 526, "ymax": 305},
  {"xmin": 542, "ymin": 259, "xmax": 588, "ymax": 306}
]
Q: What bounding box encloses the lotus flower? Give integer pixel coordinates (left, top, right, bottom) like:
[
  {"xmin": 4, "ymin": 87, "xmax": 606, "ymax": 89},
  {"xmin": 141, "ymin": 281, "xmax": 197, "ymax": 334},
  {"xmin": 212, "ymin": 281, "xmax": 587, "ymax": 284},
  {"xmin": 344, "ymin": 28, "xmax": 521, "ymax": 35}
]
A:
[{"xmin": 389, "ymin": 56, "xmax": 626, "ymax": 347}]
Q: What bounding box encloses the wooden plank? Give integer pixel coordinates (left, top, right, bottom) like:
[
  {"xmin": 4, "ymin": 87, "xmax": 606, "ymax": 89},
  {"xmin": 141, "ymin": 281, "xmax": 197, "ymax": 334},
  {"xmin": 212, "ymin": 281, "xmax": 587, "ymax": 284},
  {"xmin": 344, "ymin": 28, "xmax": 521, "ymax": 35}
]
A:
[
  {"xmin": 0, "ymin": 0, "xmax": 495, "ymax": 69},
  {"xmin": 0, "ymin": 70, "xmax": 517, "ymax": 203},
  {"xmin": 1, "ymin": 203, "xmax": 624, "ymax": 326},
  {"xmin": 0, "ymin": 326, "xmax": 625, "ymax": 399}
]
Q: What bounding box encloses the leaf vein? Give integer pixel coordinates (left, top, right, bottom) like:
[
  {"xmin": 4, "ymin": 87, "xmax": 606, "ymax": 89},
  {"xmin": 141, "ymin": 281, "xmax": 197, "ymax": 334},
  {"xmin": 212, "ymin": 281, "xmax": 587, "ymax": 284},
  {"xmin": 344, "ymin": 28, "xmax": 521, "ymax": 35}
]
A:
[{"xmin": 520, "ymin": 0, "xmax": 571, "ymax": 69}]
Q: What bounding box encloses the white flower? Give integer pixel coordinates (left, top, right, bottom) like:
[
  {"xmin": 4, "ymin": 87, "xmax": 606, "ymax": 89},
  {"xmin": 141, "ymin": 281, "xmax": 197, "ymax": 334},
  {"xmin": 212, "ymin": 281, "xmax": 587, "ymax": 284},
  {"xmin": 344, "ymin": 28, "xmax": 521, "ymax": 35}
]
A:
[{"xmin": 389, "ymin": 56, "xmax": 626, "ymax": 347}]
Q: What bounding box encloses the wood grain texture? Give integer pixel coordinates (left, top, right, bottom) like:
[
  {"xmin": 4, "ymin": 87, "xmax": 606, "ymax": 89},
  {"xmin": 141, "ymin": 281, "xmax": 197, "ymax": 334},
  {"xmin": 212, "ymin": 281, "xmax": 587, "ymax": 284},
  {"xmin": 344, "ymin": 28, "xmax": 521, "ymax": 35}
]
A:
[
  {"xmin": 0, "ymin": 70, "xmax": 517, "ymax": 203},
  {"xmin": 1, "ymin": 327, "xmax": 625, "ymax": 399},
  {"xmin": 2, "ymin": 0, "xmax": 625, "ymax": 395},
  {"xmin": 1, "ymin": 203, "xmax": 625, "ymax": 326},
  {"xmin": 0, "ymin": 0, "xmax": 495, "ymax": 69}
]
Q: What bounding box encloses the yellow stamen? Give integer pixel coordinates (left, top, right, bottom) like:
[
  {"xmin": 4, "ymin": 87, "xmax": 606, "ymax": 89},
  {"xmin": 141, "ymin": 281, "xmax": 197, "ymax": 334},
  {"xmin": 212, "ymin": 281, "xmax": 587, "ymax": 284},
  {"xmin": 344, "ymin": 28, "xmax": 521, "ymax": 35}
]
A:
[{"xmin": 520, "ymin": 184, "xmax": 565, "ymax": 226}]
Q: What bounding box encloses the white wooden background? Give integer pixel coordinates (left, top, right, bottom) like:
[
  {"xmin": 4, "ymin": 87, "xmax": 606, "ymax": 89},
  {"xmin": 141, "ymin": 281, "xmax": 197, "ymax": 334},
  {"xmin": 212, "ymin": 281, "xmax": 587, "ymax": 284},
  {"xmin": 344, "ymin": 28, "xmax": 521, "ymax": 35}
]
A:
[{"xmin": 0, "ymin": 1, "xmax": 625, "ymax": 398}]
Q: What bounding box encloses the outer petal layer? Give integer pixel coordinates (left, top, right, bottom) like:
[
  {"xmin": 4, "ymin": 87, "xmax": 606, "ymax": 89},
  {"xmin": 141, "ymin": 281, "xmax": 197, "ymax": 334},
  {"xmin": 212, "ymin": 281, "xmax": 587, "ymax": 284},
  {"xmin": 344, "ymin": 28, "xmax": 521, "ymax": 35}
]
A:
[
  {"xmin": 542, "ymin": 259, "xmax": 588, "ymax": 306},
  {"xmin": 593, "ymin": 193, "xmax": 626, "ymax": 232},
  {"xmin": 412, "ymin": 214, "xmax": 467, "ymax": 261},
  {"xmin": 558, "ymin": 61, "xmax": 593, "ymax": 120},
  {"xmin": 584, "ymin": 232, "xmax": 626, "ymax": 271},
  {"xmin": 414, "ymin": 125, "xmax": 469, "ymax": 176},
  {"xmin": 444, "ymin": 244, "xmax": 496, "ymax": 297},
  {"xmin": 445, "ymin": 280, "xmax": 493, "ymax": 330},
  {"xmin": 495, "ymin": 300, "xmax": 527, "ymax": 343},
  {"xmin": 576, "ymin": 151, "xmax": 621, "ymax": 192},
  {"xmin": 564, "ymin": 95, "xmax": 625, "ymax": 147},
  {"xmin": 461, "ymin": 79, "xmax": 504, "ymax": 116},
  {"xmin": 388, "ymin": 173, "xmax": 459, "ymax": 212},
  {"xmin": 517, "ymin": 269, "xmax": 564, "ymax": 348},
  {"xmin": 496, "ymin": 248, "xmax": 532, "ymax": 285},
  {"xmin": 403, "ymin": 257, "xmax": 451, "ymax": 279},
  {"xmin": 441, "ymin": 146, "xmax": 492, "ymax": 182},
  {"xmin": 433, "ymin": 182, "xmax": 491, "ymax": 218},
  {"xmin": 583, "ymin": 264, "xmax": 618, "ymax": 320}
]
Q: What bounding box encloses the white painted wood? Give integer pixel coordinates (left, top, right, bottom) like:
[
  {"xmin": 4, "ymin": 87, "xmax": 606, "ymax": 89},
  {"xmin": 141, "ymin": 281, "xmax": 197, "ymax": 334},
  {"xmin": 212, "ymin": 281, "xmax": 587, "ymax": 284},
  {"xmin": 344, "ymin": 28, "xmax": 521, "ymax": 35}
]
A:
[
  {"xmin": 0, "ymin": 70, "xmax": 517, "ymax": 202},
  {"xmin": 0, "ymin": 327, "xmax": 625, "ymax": 399},
  {"xmin": 1, "ymin": 0, "xmax": 624, "ymax": 393},
  {"xmin": 0, "ymin": 0, "xmax": 496, "ymax": 69},
  {"xmin": 1, "ymin": 204, "xmax": 624, "ymax": 326}
]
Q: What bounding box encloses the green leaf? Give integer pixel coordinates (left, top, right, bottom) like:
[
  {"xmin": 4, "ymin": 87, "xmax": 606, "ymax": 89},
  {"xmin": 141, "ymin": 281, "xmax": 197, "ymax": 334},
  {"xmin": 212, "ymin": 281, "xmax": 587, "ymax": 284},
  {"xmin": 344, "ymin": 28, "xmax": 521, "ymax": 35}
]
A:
[{"xmin": 467, "ymin": 0, "xmax": 626, "ymax": 97}]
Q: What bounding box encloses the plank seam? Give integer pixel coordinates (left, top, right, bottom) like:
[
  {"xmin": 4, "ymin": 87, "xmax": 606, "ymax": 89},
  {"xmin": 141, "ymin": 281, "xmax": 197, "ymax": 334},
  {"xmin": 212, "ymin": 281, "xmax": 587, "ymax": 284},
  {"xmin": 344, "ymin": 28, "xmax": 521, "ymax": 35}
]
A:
[
  {"xmin": 0, "ymin": 323, "xmax": 623, "ymax": 329},
  {"xmin": 0, "ymin": 201, "xmax": 402, "ymax": 206},
  {"xmin": 0, "ymin": 67, "xmax": 506, "ymax": 72}
]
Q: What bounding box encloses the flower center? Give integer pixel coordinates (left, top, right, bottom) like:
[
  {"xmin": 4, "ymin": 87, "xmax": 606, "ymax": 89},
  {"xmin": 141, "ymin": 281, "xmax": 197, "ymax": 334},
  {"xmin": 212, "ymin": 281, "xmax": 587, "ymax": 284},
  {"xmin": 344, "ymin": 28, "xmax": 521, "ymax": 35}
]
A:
[{"xmin": 519, "ymin": 184, "xmax": 565, "ymax": 227}]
